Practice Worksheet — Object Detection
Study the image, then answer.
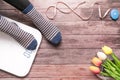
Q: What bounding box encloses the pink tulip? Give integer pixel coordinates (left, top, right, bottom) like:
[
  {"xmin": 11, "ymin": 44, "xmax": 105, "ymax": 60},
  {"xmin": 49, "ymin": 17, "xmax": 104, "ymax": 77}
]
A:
[
  {"xmin": 91, "ymin": 57, "xmax": 102, "ymax": 67},
  {"xmin": 89, "ymin": 66, "xmax": 100, "ymax": 74}
]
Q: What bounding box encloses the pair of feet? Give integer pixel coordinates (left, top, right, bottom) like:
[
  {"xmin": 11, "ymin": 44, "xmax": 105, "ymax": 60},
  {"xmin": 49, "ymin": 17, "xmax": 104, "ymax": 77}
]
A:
[{"xmin": 0, "ymin": 6, "xmax": 62, "ymax": 50}]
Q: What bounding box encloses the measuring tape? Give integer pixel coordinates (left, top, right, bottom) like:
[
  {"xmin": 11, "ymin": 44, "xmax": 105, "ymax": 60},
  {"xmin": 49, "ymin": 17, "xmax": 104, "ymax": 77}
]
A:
[{"xmin": 45, "ymin": 1, "xmax": 119, "ymax": 21}]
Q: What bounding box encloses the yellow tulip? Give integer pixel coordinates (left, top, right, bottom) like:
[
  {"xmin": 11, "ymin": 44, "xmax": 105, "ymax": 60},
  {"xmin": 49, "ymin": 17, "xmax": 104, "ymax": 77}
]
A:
[
  {"xmin": 102, "ymin": 46, "xmax": 113, "ymax": 55},
  {"xmin": 91, "ymin": 57, "xmax": 102, "ymax": 67},
  {"xmin": 89, "ymin": 66, "xmax": 100, "ymax": 74}
]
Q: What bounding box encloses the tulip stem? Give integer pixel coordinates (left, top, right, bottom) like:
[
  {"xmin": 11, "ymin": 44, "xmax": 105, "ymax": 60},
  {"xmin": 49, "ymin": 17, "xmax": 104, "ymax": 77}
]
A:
[
  {"xmin": 111, "ymin": 53, "xmax": 120, "ymax": 68},
  {"xmin": 106, "ymin": 59, "xmax": 120, "ymax": 72},
  {"xmin": 100, "ymin": 72, "xmax": 110, "ymax": 77},
  {"xmin": 105, "ymin": 68, "xmax": 120, "ymax": 79}
]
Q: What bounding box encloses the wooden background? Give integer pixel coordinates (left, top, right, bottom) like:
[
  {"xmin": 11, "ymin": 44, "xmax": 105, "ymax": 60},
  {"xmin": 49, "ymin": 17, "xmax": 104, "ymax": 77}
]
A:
[{"xmin": 0, "ymin": 0, "xmax": 120, "ymax": 80}]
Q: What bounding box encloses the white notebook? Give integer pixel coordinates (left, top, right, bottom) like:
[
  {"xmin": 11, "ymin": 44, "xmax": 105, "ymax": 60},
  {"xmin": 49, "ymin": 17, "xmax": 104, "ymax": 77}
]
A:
[{"xmin": 0, "ymin": 17, "xmax": 42, "ymax": 77}]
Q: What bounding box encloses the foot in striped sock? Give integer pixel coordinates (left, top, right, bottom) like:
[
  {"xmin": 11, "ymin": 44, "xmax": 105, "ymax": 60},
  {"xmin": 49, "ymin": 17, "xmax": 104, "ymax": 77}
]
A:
[
  {"xmin": 0, "ymin": 16, "xmax": 37, "ymax": 50},
  {"xmin": 23, "ymin": 4, "xmax": 62, "ymax": 45}
]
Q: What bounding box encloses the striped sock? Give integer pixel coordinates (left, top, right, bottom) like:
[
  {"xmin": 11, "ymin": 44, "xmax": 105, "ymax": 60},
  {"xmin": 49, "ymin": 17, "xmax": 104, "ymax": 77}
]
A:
[
  {"xmin": 0, "ymin": 16, "xmax": 37, "ymax": 50},
  {"xmin": 23, "ymin": 4, "xmax": 62, "ymax": 45}
]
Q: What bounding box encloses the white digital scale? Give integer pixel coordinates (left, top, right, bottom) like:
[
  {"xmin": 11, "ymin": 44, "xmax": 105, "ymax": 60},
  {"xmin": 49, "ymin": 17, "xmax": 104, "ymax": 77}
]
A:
[{"xmin": 0, "ymin": 17, "xmax": 42, "ymax": 77}]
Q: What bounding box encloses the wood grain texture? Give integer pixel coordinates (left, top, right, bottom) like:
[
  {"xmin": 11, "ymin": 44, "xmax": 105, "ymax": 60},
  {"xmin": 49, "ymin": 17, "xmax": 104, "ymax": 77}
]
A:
[
  {"xmin": 35, "ymin": 49, "xmax": 120, "ymax": 64},
  {"xmin": 0, "ymin": 65, "xmax": 98, "ymax": 77},
  {"xmin": 40, "ymin": 35, "xmax": 120, "ymax": 49},
  {"xmin": 0, "ymin": 0, "xmax": 120, "ymax": 80}
]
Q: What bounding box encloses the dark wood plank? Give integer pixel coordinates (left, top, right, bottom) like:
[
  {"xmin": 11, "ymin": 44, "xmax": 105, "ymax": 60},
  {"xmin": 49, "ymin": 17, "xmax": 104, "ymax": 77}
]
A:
[
  {"xmin": 0, "ymin": 64, "xmax": 99, "ymax": 79},
  {"xmin": 0, "ymin": 77, "xmax": 100, "ymax": 80},
  {"xmin": 1, "ymin": 8, "xmax": 120, "ymax": 22},
  {"xmin": 40, "ymin": 35, "xmax": 120, "ymax": 49},
  {"xmin": 55, "ymin": 21, "xmax": 120, "ymax": 35},
  {"xmin": 35, "ymin": 49, "xmax": 120, "ymax": 64}
]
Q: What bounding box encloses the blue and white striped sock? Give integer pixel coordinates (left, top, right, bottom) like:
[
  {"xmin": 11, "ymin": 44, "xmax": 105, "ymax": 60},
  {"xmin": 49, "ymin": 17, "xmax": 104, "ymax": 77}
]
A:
[
  {"xmin": 0, "ymin": 16, "xmax": 37, "ymax": 50},
  {"xmin": 23, "ymin": 4, "xmax": 62, "ymax": 45}
]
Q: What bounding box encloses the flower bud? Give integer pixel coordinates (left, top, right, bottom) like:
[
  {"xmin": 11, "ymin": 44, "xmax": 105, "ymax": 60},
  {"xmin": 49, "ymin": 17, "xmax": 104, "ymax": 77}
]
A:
[
  {"xmin": 91, "ymin": 57, "xmax": 102, "ymax": 66},
  {"xmin": 102, "ymin": 46, "xmax": 113, "ymax": 55},
  {"xmin": 89, "ymin": 66, "xmax": 100, "ymax": 74},
  {"xmin": 97, "ymin": 52, "xmax": 107, "ymax": 60}
]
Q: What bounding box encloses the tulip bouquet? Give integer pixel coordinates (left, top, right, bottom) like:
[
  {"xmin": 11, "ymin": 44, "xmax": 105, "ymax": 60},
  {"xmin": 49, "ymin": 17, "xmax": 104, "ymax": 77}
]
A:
[{"xmin": 89, "ymin": 46, "xmax": 120, "ymax": 80}]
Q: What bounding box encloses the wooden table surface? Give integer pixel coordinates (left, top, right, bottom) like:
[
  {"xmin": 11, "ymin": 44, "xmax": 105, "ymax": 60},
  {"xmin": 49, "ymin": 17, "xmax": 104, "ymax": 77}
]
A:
[{"xmin": 0, "ymin": 0, "xmax": 120, "ymax": 80}]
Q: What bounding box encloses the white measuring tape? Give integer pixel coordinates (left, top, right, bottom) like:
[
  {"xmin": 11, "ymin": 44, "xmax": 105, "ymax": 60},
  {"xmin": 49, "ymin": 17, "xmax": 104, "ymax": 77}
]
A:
[{"xmin": 45, "ymin": 1, "xmax": 112, "ymax": 21}]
